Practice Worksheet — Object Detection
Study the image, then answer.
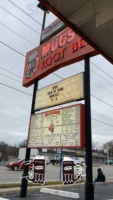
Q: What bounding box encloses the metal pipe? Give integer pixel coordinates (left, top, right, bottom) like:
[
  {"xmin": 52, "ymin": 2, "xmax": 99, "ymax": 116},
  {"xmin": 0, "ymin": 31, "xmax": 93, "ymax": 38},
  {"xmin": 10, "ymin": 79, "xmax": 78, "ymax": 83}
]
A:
[
  {"xmin": 84, "ymin": 55, "xmax": 94, "ymax": 200},
  {"xmin": 20, "ymin": 10, "xmax": 47, "ymax": 198}
]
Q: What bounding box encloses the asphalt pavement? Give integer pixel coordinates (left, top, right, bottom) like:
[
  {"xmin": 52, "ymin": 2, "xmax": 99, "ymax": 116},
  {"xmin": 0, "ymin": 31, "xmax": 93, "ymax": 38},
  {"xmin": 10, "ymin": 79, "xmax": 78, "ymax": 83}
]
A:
[
  {"xmin": 0, "ymin": 183, "xmax": 113, "ymax": 200},
  {"xmin": 1, "ymin": 164, "xmax": 113, "ymax": 184}
]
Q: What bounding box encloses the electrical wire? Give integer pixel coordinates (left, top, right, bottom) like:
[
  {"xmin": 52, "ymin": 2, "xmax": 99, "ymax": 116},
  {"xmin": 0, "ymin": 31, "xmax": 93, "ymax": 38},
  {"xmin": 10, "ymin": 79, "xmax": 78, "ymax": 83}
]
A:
[
  {"xmin": 80, "ymin": 61, "xmax": 113, "ymax": 86},
  {"xmin": 91, "ymin": 81, "xmax": 113, "ymax": 96},
  {"xmin": 91, "ymin": 61, "xmax": 113, "ymax": 80},
  {"xmin": 91, "ymin": 94, "xmax": 113, "ymax": 108},
  {"xmin": 91, "ymin": 69, "xmax": 113, "ymax": 87},
  {"xmin": 92, "ymin": 110, "xmax": 113, "ymax": 122},
  {"xmin": 0, "ymin": 6, "xmax": 40, "ymax": 35},
  {"xmin": 0, "ymin": 22, "xmax": 36, "ymax": 46},
  {"xmin": 7, "ymin": 0, "xmax": 42, "ymax": 26},
  {"xmin": 0, "ymin": 82, "xmax": 32, "ymax": 96},
  {"xmin": 0, "ymin": 66, "xmax": 23, "ymax": 79},
  {"xmin": 1, "ymin": 35, "xmax": 113, "ymax": 112},
  {"xmin": 92, "ymin": 118, "xmax": 113, "ymax": 128},
  {"xmin": 0, "ymin": 41, "xmax": 25, "ymax": 57},
  {"xmin": 0, "ymin": 72, "xmax": 22, "ymax": 84}
]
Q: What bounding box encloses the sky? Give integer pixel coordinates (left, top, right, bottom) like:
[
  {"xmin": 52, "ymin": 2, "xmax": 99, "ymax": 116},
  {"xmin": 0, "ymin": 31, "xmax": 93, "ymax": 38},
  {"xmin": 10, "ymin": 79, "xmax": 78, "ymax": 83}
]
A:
[{"xmin": 0, "ymin": 0, "xmax": 113, "ymax": 148}]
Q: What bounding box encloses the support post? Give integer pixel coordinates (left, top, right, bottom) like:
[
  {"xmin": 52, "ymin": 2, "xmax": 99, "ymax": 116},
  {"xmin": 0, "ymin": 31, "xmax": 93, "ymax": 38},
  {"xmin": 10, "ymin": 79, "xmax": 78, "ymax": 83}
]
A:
[
  {"xmin": 20, "ymin": 10, "xmax": 46, "ymax": 198},
  {"xmin": 84, "ymin": 55, "xmax": 94, "ymax": 200},
  {"xmin": 60, "ymin": 148, "xmax": 62, "ymax": 181}
]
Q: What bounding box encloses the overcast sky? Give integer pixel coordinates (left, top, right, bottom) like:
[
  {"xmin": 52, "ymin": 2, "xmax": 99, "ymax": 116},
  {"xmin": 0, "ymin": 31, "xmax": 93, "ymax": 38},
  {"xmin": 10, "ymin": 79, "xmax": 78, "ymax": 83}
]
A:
[{"xmin": 0, "ymin": 0, "xmax": 113, "ymax": 148}]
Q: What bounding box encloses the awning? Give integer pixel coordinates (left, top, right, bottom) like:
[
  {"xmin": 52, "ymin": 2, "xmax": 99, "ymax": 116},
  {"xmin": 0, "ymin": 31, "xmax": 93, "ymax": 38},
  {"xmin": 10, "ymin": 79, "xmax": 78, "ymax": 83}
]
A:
[{"xmin": 39, "ymin": 0, "xmax": 113, "ymax": 64}]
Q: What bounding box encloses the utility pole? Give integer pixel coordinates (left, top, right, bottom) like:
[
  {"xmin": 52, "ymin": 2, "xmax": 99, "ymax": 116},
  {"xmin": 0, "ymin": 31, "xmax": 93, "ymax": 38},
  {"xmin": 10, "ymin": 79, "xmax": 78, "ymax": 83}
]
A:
[
  {"xmin": 84, "ymin": 55, "xmax": 94, "ymax": 200},
  {"xmin": 20, "ymin": 7, "xmax": 47, "ymax": 198}
]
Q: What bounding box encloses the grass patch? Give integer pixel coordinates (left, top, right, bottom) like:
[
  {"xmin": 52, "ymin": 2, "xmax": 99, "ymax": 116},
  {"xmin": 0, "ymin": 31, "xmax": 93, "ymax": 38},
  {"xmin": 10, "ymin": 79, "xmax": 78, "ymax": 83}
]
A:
[{"xmin": 0, "ymin": 181, "xmax": 62, "ymax": 189}]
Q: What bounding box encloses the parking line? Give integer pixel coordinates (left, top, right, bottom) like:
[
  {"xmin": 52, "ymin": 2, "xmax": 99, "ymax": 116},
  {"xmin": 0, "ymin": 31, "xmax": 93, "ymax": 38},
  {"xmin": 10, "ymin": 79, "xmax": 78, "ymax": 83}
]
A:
[{"xmin": 0, "ymin": 198, "xmax": 10, "ymax": 200}]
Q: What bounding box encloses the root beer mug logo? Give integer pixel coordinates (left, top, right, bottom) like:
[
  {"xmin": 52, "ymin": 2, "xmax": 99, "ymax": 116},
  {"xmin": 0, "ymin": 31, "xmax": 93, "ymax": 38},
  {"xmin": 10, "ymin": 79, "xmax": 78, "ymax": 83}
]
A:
[
  {"xmin": 27, "ymin": 157, "xmax": 45, "ymax": 184},
  {"xmin": 23, "ymin": 28, "xmax": 96, "ymax": 87},
  {"xmin": 63, "ymin": 160, "xmax": 74, "ymax": 184},
  {"xmin": 26, "ymin": 51, "xmax": 39, "ymax": 79}
]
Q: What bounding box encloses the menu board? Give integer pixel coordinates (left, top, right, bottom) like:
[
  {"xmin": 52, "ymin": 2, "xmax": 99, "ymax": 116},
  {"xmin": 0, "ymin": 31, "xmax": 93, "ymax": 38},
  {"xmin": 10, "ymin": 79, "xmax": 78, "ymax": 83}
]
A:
[{"xmin": 28, "ymin": 104, "xmax": 85, "ymax": 148}]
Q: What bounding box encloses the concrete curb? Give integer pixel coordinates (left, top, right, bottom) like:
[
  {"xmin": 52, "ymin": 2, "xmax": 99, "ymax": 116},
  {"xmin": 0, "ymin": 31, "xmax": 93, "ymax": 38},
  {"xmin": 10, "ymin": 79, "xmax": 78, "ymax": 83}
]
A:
[
  {"xmin": 0, "ymin": 180, "xmax": 113, "ymax": 195},
  {"xmin": 40, "ymin": 188, "xmax": 80, "ymax": 199}
]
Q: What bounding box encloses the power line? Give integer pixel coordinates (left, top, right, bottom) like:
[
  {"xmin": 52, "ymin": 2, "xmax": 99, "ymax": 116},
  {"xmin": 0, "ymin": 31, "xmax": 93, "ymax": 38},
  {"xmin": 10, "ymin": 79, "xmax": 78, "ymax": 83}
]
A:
[
  {"xmin": 0, "ymin": 66, "xmax": 22, "ymax": 79},
  {"xmin": 92, "ymin": 110, "xmax": 113, "ymax": 122},
  {"xmin": 91, "ymin": 69, "xmax": 113, "ymax": 87},
  {"xmin": 1, "ymin": 39, "xmax": 113, "ymax": 103},
  {"xmin": 68, "ymin": 63, "xmax": 113, "ymax": 98},
  {"xmin": 0, "ymin": 6, "xmax": 40, "ymax": 35},
  {"xmin": 91, "ymin": 61, "xmax": 113, "ymax": 80},
  {"xmin": 0, "ymin": 41, "xmax": 25, "ymax": 57},
  {"xmin": 80, "ymin": 61, "xmax": 113, "ymax": 87},
  {"xmin": 91, "ymin": 81, "xmax": 113, "ymax": 96},
  {"xmin": 0, "ymin": 72, "xmax": 22, "ymax": 84},
  {"xmin": 91, "ymin": 94, "xmax": 113, "ymax": 108},
  {"xmin": 0, "ymin": 82, "xmax": 32, "ymax": 96},
  {"xmin": 7, "ymin": 0, "xmax": 42, "ymax": 26},
  {"xmin": 53, "ymin": 72, "xmax": 63, "ymax": 80},
  {"xmin": 0, "ymin": 22, "xmax": 36, "ymax": 46},
  {"xmin": 92, "ymin": 118, "xmax": 113, "ymax": 128}
]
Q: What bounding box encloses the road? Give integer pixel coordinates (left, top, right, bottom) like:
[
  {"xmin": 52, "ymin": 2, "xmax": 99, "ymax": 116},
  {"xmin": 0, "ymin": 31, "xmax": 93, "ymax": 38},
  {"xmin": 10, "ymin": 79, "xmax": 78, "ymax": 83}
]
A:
[
  {"xmin": 0, "ymin": 164, "xmax": 113, "ymax": 184},
  {"xmin": 1, "ymin": 184, "xmax": 113, "ymax": 200}
]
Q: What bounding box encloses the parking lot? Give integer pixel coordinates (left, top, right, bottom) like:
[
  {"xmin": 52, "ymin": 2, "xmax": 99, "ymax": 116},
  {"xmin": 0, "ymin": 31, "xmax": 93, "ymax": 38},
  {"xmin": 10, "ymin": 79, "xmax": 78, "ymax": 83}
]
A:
[
  {"xmin": 0, "ymin": 164, "xmax": 113, "ymax": 184},
  {"xmin": 1, "ymin": 183, "xmax": 113, "ymax": 200}
]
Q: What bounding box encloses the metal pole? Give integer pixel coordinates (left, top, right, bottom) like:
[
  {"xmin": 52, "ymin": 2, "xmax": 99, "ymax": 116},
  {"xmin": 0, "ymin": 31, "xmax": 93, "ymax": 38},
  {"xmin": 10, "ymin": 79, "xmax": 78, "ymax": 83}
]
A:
[
  {"xmin": 84, "ymin": 55, "xmax": 94, "ymax": 200},
  {"xmin": 20, "ymin": 10, "xmax": 46, "ymax": 198},
  {"xmin": 60, "ymin": 148, "xmax": 62, "ymax": 181}
]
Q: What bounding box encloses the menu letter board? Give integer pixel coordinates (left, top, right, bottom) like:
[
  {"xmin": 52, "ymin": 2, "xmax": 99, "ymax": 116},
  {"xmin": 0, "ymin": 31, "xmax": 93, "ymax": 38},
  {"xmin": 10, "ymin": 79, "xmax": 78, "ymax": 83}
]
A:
[
  {"xmin": 35, "ymin": 73, "xmax": 84, "ymax": 111},
  {"xmin": 27, "ymin": 104, "xmax": 85, "ymax": 148}
]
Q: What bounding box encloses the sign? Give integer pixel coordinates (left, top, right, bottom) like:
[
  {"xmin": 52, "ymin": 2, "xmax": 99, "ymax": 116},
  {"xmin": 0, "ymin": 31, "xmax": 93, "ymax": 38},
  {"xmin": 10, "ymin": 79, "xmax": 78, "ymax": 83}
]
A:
[
  {"xmin": 42, "ymin": 148, "xmax": 47, "ymax": 153},
  {"xmin": 63, "ymin": 161, "xmax": 74, "ymax": 184},
  {"xmin": 27, "ymin": 104, "xmax": 85, "ymax": 148},
  {"xmin": 23, "ymin": 27, "xmax": 97, "ymax": 87},
  {"xmin": 42, "ymin": 19, "xmax": 66, "ymax": 42},
  {"xmin": 57, "ymin": 148, "xmax": 62, "ymax": 154},
  {"xmin": 35, "ymin": 73, "xmax": 84, "ymax": 111},
  {"xmin": 104, "ymin": 149, "xmax": 108, "ymax": 154},
  {"xmin": 27, "ymin": 158, "xmax": 45, "ymax": 184}
]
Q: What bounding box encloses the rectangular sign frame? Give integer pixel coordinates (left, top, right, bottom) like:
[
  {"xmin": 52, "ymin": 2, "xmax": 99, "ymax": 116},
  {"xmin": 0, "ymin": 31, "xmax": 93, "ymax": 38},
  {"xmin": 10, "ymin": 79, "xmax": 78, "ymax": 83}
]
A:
[
  {"xmin": 27, "ymin": 104, "xmax": 85, "ymax": 149},
  {"xmin": 35, "ymin": 73, "xmax": 84, "ymax": 111},
  {"xmin": 42, "ymin": 19, "xmax": 66, "ymax": 43}
]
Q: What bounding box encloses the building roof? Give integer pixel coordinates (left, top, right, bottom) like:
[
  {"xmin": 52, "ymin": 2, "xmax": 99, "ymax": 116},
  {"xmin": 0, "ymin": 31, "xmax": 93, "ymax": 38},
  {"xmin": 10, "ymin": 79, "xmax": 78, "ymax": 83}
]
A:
[{"xmin": 39, "ymin": 0, "xmax": 113, "ymax": 64}]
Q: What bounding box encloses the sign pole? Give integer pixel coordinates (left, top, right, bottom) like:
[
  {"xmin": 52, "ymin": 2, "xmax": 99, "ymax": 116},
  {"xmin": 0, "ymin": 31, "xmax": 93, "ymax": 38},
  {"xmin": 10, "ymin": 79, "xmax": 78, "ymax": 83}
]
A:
[
  {"xmin": 20, "ymin": 10, "xmax": 47, "ymax": 198},
  {"xmin": 84, "ymin": 55, "xmax": 94, "ymax": 200},
  {"xmin": 60, "ymin": 148, "xmax": 62, "ymax": 181}
]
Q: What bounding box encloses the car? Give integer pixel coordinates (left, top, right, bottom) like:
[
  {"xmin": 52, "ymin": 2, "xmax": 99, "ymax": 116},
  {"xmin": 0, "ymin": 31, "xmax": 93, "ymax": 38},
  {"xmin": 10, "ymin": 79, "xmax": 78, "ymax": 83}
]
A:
[
  {"xmin": 7, "ymin": 159, "xmax": 31, "ymax": 171},
  {"xmin": 106, "ymin": 160, "xmax": 113, "ymax": 165},
  {"xmin": 73, "ymin": 157, "xmax": 85, "ymax": 165}
]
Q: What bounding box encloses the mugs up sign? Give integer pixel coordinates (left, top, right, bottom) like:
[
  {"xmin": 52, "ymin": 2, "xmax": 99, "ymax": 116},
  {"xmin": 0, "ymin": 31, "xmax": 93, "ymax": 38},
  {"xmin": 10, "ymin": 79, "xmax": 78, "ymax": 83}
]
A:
[{"xmin": 23, "ymin": 28, "xmax": 97, "ymax": 87}]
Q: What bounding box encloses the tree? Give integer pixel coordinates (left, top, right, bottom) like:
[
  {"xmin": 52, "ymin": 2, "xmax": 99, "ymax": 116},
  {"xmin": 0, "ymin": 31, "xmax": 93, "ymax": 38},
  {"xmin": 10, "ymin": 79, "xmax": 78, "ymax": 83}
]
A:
[
  {"xmin": 103, "ymin": 140, "xmax": 113, "ymax": 158},
  {"xmin": 0, "ymin": 142, "xmax": 19, "ymax": 161},
  {"xmin": 19, "ymin": 139, "xmax": 27, "ymax": 147},
  {"xmin": 0, "ymin": 142, "xmax": 9, "ymax": 161},
  {"xmin": 92, "ymin": 140, "xmax": 99, "ymax": 151}
]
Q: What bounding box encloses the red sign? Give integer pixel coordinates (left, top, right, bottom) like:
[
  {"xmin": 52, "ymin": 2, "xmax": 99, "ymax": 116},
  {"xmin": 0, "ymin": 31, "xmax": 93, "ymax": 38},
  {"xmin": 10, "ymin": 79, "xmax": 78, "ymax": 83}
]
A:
[{"xmin": 23, "ymin": 28, "xmax": 97, "ymax": 87}]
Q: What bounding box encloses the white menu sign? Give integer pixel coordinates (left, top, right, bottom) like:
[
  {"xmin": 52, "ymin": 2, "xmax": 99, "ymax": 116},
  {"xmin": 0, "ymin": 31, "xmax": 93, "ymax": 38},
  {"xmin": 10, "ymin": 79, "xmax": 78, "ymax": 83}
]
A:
[{"xmin": 28, "ymin": 104, "xmax": 85, "ymax": 148}]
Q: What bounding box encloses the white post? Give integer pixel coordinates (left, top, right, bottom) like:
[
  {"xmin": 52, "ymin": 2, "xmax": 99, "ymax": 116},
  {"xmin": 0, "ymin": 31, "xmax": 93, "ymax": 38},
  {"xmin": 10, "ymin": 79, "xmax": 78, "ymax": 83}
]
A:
[{"xmin": 107, "ymin": 148, "xmax": 109, "ymax": 166}]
